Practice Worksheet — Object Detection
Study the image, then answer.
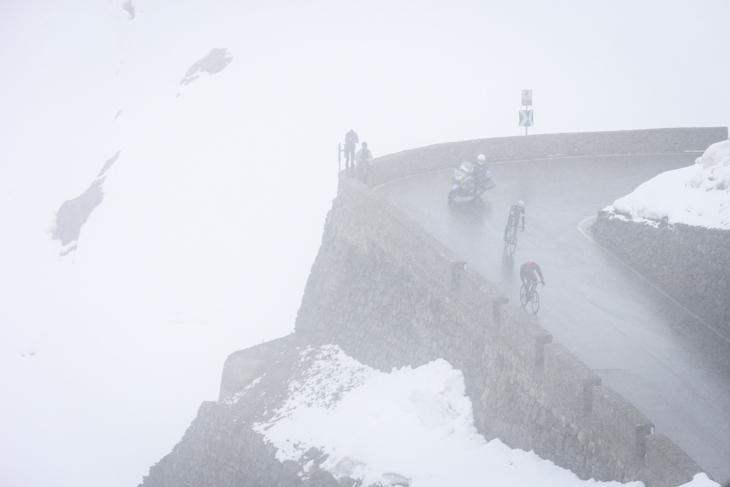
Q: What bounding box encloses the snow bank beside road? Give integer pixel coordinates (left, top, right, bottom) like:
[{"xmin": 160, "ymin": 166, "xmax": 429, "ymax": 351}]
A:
[
  {"xmin": 253, "ymin": 345, "xmax": 718, "ymax": 487},
  {"xmin": 607, "ymin": 140, "xmax": 730, "ymax": 229}
]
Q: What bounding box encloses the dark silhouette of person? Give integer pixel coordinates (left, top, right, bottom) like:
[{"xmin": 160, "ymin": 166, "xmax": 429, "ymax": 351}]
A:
[
  {"xmin": 520, "ymin": 261, "xmax": 545, "ymax": 288},
  {"xmin": 504, "ymin": 200, "xmax": 525, "ymax": 241},
  {"xmin": 344, "ymin": 129, "xmax": 359, "ymax": 174},
  {"xmin": 354, "ymin": 141, "xmax": 373, "ymax": 181}
]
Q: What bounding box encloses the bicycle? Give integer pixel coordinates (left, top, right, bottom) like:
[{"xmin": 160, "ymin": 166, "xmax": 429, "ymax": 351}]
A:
[
  {"xmin": 504, "ymin": 224, "xmax": 518, "ymax": 255},
  {"xmin": 519, "ymin": 280, "xmax": 541, "ymax": 314}
]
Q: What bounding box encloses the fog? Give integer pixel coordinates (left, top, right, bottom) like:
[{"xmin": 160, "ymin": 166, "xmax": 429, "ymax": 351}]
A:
[{"xmin": 0, "ymin": 1, "xmax": 727, "ymax": 486}]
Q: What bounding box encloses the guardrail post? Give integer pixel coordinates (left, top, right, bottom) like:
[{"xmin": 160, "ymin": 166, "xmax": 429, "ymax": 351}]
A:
[{"xmin": 338, "ymin": 143, "xmax": 343, "ymax": 173}]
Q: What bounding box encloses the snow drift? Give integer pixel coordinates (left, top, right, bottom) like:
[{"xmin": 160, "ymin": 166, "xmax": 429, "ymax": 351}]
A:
[
  {"xmin": 251, "ymin": 345, "xmax": 716, "ymax": 487},
  {"xmin": 608, "ymin": 140, "xmax": 730, "ymax": 229}
]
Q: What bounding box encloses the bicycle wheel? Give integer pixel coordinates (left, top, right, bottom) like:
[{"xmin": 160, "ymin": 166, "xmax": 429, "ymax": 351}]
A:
[
  {"xmin": 507, "ymin": 226, "xmax": 517, "ymax": 255},
  {"xmin": 507, "ymin": 227, "xmax": 517, "ymax": 255},
  {"xmin": 519, "ymin": 284, "xmax": 528, "ymax": 307},
  {"xmin": 531, "ymin": 289, "xmax": 540, "ymax": 314}
]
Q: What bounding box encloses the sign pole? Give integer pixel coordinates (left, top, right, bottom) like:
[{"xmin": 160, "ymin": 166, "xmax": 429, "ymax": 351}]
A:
[{"xmin": 520, "ymin": 89, "xmax": 533, "ymax": 136}]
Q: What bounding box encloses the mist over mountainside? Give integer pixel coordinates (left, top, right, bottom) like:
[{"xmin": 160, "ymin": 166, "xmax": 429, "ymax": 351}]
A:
[
  {"xmin": 0, "ymin": 3, "xmax": 333, "ymax": 486},
  {"xmin": 0, "ymin": 1, "xmax": 728, "ymax": 487}
]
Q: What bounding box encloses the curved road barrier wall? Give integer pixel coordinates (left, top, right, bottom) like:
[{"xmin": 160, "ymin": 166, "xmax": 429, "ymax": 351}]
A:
[
  {"xmin": 592, "ymin": 210, "xmax": 730, "ymax": 339},
  {"xmin": 140, "ymin": 128, "xmax": 727, "ymax": 487},
  {"xmin": 366, "ymin": 127, "xmax": 727, "ymax": 187}
]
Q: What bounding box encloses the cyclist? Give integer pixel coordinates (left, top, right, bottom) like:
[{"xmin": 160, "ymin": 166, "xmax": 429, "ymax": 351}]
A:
[
  {"xmin": 504, "ymin": 200, "xmax": 525, "ymax": 241},
  {"xmin": 520, "ymin": 261, "xmax": 545, "ymax": 294}
]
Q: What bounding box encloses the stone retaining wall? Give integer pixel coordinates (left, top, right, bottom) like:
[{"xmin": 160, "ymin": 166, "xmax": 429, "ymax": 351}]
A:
[
  {"xmin": 294, "ymin": 128, "xmax": 728, "ymax": 486},
  {"xmin": 294, "ymin": 176, "xmax": 703, "ymax": 486},
  {"xmin": 592, "ymin": 210, "xmax": 730, "ymax": 338}
]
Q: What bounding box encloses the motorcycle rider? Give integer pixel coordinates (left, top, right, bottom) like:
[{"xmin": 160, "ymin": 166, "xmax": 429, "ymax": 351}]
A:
[
  {"xmin": 504, "ymin": 200, "xmax": 526, "ymax": 241},
  {"xmin": 473, "ymin": 154, "xmax": 488, "ymax": 190}
]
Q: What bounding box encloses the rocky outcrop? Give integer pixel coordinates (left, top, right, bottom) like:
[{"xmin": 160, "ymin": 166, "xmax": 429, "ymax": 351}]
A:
[
  {"xmin": 52, "ymin": 150, "xmax": 122, "ymax": 255},
  {"xmin": 140, "ymin": 336, "xmax": 343, "ymax": 487}
]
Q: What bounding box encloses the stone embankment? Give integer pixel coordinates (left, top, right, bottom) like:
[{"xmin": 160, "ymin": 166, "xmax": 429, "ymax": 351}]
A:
[
  {"xmin": 139, "ymin": 127, "xmax": 727, "ymax": 487},
  {"xmin": 592, "ymin": 210, "xmax": 730, "ymax": 339},
  {"xmin": 295, "ymin": 180, "xmax": 690, "ymax": 486}
]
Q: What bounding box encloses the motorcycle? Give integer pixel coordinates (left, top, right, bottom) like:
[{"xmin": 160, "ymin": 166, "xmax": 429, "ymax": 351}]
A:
[{"xmin": 447, "ymin": 161, "xmax": 495, "ymax": 202}]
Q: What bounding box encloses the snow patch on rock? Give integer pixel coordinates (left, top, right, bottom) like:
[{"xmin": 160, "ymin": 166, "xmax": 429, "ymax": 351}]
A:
[
  {"xmin": 253, "ymin": 345, "xmax": 653, "ymax": 487},
  {"xmin": 607, "ymin": 140, "xmax": 730, "ymax": 229}
]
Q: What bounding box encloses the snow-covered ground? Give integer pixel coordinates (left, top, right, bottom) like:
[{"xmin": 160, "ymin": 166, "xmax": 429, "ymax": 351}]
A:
[
  {"xmin": 607, "ymin": 141, "xmax": 730, "ymax": 229},
  {"xmin": 252, "ymin": 345, "xmax": 716, "ymax": 487},
  {"xmin": 1, "ymin": 1, "xmax": 728, "ymax": 486}
]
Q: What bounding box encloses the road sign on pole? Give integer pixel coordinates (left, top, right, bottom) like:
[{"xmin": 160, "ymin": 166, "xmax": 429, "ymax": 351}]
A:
[
  {"xmin": 520, "ymin": 89, "xmax": 533, "ymax": 135},
  {"xmin": 521, "ymin": 89, "xmax": 532, "ymax": 107},
  {"xmin": 519, "ymin": 110, "xmax": 533, "ymax": 127}
]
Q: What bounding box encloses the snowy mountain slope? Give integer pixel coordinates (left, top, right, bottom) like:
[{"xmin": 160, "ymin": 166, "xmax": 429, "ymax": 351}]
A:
[{"xmin": 0, "ymin": 3, "xmax": 334, "ymax": 487}]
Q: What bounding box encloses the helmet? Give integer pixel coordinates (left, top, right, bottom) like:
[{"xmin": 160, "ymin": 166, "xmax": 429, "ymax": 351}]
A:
[
  {"xmin": 477, "ymin": 154, "xmax": 486, "ymax": 164},
  {"xmin": 518, "ymin": 200, "xmax": 525, "ymax": 208}
]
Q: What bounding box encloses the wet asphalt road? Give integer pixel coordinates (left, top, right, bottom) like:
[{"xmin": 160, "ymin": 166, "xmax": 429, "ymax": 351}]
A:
[{"xmin": 376, "ymin": 154, "xmax": 730, "ymax": 485}]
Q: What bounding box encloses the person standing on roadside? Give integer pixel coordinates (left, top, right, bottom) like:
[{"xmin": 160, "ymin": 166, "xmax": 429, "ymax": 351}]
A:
[
  {"xmin": 344, "ymin": 129, "xmax": 359, "ymax": 174},
  {"xmin": 354, "ymin": 141, "xmax": 373, "ymax": 181}
]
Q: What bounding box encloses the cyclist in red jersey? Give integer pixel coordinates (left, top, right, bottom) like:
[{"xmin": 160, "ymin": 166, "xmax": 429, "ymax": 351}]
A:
[{"xmin": 520, "ymin": 261, "xmax": 545, "ymax": 287}]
